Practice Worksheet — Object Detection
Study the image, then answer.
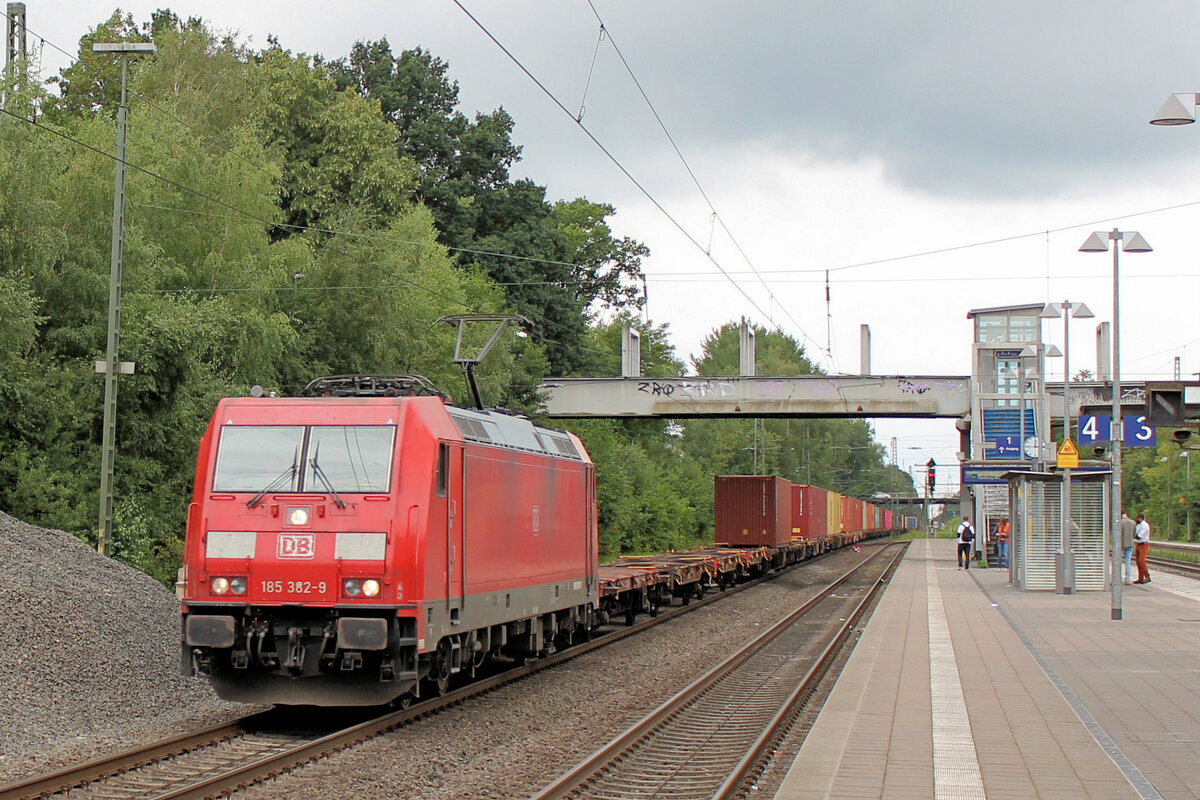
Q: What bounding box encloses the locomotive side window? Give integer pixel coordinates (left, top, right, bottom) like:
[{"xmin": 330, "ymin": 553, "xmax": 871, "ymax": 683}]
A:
[
  {"xmin": 303, "ymin": 426, "xmax": 395, "ymax": 492},
  {"xmin": 214, "ymin": 426, "xmax": 304, "ymax": 491},
  {"xmin": 436, "ymin": 443, "xmax": 448, "ymax": 497}
]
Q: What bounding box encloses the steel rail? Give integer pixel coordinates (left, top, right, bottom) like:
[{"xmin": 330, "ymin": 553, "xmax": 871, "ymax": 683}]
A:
[
  {"xmin": 530, "ymin": 543, "xmax": 905, "ymax": 800},
  {"xmin": 2, "ymin": 542, "xmax": 882, "ymax": 800},
  {"xmin": 0, "ymin": 712, "xmax": 280, "ymax": 800},
  {"xmin": 1146, "ymin": 555, "xmax": 1200, "ymax": 579},
  {"xmin": 1148, "ymin": 540, "xmax": 1200, "ymax": 554}
]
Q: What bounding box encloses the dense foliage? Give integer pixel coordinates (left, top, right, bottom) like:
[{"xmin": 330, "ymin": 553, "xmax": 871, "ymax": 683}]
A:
[
  {"xmin": 1122, "ymin": 440, "xmax": 1200, "ymax": 541},
  {"xmin": 0, "ymin": 11, "xmax": 913, "ymax": 584}
]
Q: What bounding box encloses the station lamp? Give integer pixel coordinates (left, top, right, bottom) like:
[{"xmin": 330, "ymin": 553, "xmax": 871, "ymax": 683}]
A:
[
  {"xmin": 1150, "ymin": 93, "xmax": 1199, "ymax": 126},
  {"xmin": 1078, "ymin": 228, "xmax": 1151, "ymax": 620}
]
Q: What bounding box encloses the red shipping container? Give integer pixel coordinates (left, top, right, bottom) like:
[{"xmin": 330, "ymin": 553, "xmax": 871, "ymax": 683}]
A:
[
  {"xmin": 791, "ymin": 484, "xmax": 830, "ymax": 539},
  {"xmin": 714, "ymin": 475, "xmax": 792, "ymax": 547}
]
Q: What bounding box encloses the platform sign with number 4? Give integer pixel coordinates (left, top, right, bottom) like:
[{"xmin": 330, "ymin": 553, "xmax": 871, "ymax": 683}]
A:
[{"xmin": 1077, "ymin": 414, "xmax": 1156, "ymax": 447}]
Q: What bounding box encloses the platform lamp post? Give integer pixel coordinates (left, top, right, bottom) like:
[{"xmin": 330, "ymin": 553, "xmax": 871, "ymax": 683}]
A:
[
  {"xmin": 94, "ymin": 40, "xmax": 156, "ymax": 556},
  {"xmin": 1080, "ymin": 229, "xmax": 1152, "ymax": 620},
  {"xmin": 1039, "ymin": 301, "xmax": 1094, "ymax": 594},
  {"xmin": 1181, "ymin": 450, "xmax": 1192, "ymax": 541}
]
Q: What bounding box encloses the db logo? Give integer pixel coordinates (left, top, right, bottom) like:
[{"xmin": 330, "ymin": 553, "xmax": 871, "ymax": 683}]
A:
[{"xmin": 278, "ymin": 533, "xmax": 316, "ymax": 559}]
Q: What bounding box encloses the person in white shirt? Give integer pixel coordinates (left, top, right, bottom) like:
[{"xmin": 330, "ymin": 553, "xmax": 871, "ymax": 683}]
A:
[
  {"xmin": 956, "ymin": 517, "xmax": 975, "ymax": 570},
  {"xmin": 1133, "ymin": 513, "xmax": 1151, "ymax": 584}
]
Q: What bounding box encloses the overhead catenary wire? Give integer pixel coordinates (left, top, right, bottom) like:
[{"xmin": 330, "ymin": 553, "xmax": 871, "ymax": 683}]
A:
[
  {"xmin": 448, "ymin": 0, "xmax": 837, "ymax": 367},
  {"xmin": 16, "ymin": 10, "xmax": 1200, "ymax": 289},
  {"xmin": 580, "ymin": 0, "xmax": 829, "ymax": 363},
  {"xmin": 16, "ymin": 10, "xmax": 1199, "ymax": 381}
]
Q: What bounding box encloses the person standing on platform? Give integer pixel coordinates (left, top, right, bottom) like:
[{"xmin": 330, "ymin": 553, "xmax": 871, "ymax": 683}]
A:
[
  {"xmin": 1133, "ymin": 513, "xmax": 1151, "ymax": 584},
  {"xmin": 1120, "ymin": 511, "xmax": 1136, "ymax": 585},
  {"xmin": 956, "ymin": 517, "xmax": 975, "ymax": 570},
  {"xmin": 996, "ymin": 518, "xmax": 1010, "ymax": 568}
]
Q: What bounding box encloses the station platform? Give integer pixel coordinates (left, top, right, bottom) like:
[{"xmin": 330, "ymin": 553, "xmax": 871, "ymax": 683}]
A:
[{"xmin": 777, "ymin": 538, "xmax": 1199, "ymax": 800}]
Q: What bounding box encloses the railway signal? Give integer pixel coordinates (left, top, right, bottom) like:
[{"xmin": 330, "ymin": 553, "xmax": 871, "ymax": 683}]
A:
[{"xmin": 926, "ymin": 459, "xmax": 936, "ymax": 493}]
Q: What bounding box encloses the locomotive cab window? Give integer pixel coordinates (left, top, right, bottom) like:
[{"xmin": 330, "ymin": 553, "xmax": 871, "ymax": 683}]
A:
[
  {"xmin": 213, "ymin": 426, "xmax": 304, "ymax": 492},
  {"xmin": 306, "ymin": 426, "xmax": 394, "ymax": 492},
  {"xmin": 214, "ymin": 425, "xmax": 395, "ymax": 493}
]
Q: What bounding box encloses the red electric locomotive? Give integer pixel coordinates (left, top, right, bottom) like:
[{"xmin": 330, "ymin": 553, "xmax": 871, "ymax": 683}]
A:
[{"xmin": 180, "ymin": 377, "xmax": 598, "ymax": 706}]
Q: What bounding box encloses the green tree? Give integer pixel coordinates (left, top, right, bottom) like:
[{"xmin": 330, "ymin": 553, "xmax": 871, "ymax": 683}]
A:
[
  {"xmin": 45, "ymin": 10, "xmax": 150, "ymax": 120},
  {"xmin": 329, "ymin": 41, "xmax": 648, "ymax": 376},
  {"xmin": 254, "ymin": 45, "xmax": 417, "ymax": 235},
  {"xmin": 553, "ymin": 198, "xmax": 648, "ymax": 313},
  {"xmin": 328, "ymin": 40, "xmax": 521, "ymax": 234}
]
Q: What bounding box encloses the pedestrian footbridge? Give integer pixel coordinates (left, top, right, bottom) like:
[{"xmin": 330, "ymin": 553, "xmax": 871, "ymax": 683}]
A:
[{"xmin": 540, "ymin": 375, "xmax": 972, "ymax": 419}]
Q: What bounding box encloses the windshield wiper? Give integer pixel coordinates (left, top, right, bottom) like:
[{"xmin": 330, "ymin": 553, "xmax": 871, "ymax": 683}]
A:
[
  {"xmin": 309, "ymin": 444, "xmax": 347, "ymax": 509},
  {"xmin": 246, "ymin": 448, "xmax": 299, "ymax": 508}
]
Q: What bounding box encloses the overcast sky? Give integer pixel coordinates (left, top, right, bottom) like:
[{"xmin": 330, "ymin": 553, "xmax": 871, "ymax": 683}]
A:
[{"xmin": 25, "ymin": 1, "xmax": 1200, "ymax": 485}]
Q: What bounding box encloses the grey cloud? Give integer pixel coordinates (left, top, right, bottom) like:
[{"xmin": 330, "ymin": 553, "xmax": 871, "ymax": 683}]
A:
[{"xmin": 445, "ymin": 1, "xmax": 1200, "ymax": 199}]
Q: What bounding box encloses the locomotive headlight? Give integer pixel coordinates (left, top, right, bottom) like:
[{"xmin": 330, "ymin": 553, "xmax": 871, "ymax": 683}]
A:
[
  {"xmin": 361, "ymin": 579, "xmax": 381, "ymax": 598},
  {"xmin": 229, "ymin": 577, "xmax": 248, "ymax": 595},
  {"xmin": 343, "ymin": 579, "xmax": 362, "ymax": 597},
  {"xmin": 286, "ymin": 506, "xmax": 310, "ymax": 526},
  {"xmin": 211, "ymin": 577, "xmax": 231, "ymax": 595}
]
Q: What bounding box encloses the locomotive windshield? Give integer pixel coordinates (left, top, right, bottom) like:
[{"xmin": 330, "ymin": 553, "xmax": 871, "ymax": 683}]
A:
[{"xmin": 214, "ymin": 425, "xmax": 395, "ymax": 493}]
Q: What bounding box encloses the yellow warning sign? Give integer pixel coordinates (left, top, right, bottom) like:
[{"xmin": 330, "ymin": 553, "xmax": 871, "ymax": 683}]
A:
[{"xmin": 1057, "ymin": 437, "xmax": 1080, "ymax": 469}]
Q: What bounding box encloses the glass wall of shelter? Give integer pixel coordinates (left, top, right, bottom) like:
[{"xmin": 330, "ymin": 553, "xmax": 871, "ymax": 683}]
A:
[{"xmin": 1006, "ymin": 470, "xmax": 1112, "ymax": 591}]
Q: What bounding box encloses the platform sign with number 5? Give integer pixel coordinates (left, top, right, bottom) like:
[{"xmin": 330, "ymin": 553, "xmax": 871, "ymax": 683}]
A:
[{"xmin": 1076, "ymin": 414, "xmax": 1156, "ymax": 447}]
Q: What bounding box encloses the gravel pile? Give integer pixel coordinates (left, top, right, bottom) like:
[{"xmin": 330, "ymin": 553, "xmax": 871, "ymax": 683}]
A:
[
  {"xmin": 0, "ymin": 510, "xmax": 248, "ymax": 784},
  {"xmin": 238, "ymin": 546, "xmax": 873, "ymax": 800}
]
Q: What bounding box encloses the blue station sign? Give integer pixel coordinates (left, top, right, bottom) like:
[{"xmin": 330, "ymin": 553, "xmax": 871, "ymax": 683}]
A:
[{"xmin": 1076, "ymin": 415, "xmax": 1156, "ymax": 447}]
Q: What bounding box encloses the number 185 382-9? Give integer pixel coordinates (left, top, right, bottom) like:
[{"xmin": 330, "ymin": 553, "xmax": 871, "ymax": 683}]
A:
[{"xmin": 261, "ymin": 580, "xmax": 327, "ymax": 594}]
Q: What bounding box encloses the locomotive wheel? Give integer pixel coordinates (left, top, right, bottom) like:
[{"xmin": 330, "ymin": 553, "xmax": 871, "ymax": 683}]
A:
[
  {"xmin": 391, "ymin": 692, "xmax": 413, "ymax": 710},
  {"xmin": 426, "ymin": 640, "xmax": 452, "ymax": 696},
  {"xmin": 555, "ymin": 627, "xmax": 573, "ymax": 650}
]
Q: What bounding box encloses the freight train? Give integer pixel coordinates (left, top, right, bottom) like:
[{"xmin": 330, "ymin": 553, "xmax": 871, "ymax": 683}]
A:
[{"xmin": 179, "ymin": 377, "xmax": 904, "ymax": 707}]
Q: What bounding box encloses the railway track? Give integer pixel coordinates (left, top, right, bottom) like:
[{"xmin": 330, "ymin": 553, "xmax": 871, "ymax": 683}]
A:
[
  {"xmin": 0, "ymin": 543, "xmax": 884, "ymax": 800},
  {"xmin": 1147, "ymin": 540, "xmax": 1200, "ymax": 554},
  {"xmin": 1147, "ymin": 554, "xmax": 1200, "ymax": 579},
  {"xmin": 530, "ymin": 542, "xmax": 906, "ymax": 800}
]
